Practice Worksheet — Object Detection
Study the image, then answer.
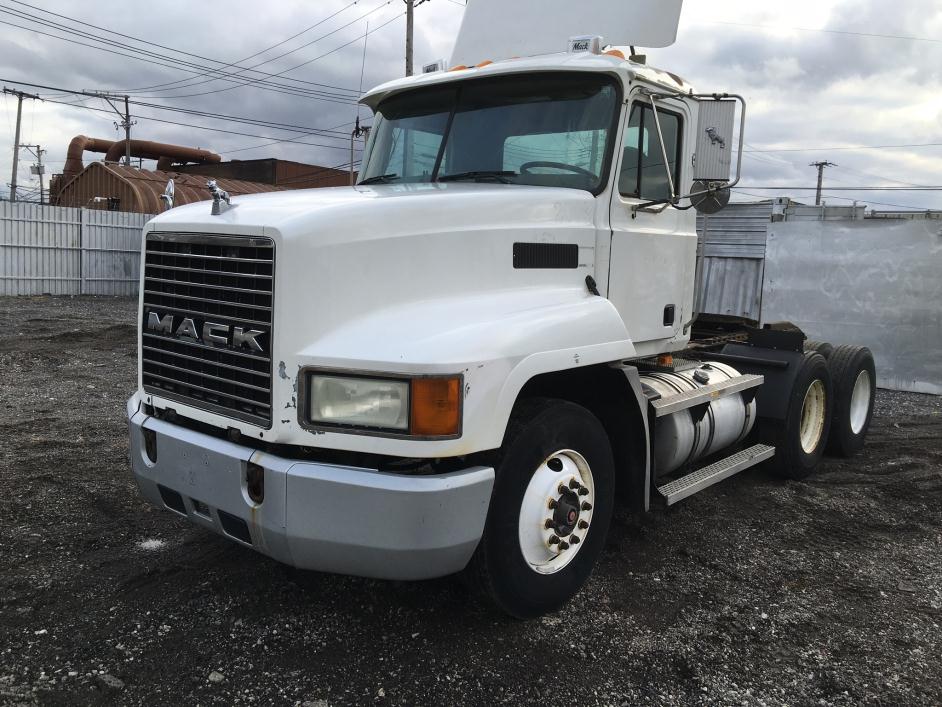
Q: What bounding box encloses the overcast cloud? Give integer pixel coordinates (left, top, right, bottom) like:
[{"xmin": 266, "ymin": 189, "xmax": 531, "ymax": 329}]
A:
[{"xmin": 1, "ymin": 0, "xmax": 941, "ymax": 209}]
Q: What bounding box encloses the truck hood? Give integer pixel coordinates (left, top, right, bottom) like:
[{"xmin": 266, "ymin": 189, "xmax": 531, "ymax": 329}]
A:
[{"xmin": 150, "ymin": 182, "xmax": 595, "ymax": 243}]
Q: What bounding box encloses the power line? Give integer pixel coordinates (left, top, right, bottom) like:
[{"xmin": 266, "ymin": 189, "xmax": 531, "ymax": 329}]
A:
[
  {"xmin": 130, "ymin": 11, "xmax": 405, "ymax": 101},
  {"xmin": 108, "ymin": 0, "xmax": 365, "ymax": 93},
  {"xmin": 746, "ymin": 142, "xmax": 942, "ymax": 154},
  {"xmin": 0, "ymin": 78, "xmax": 356, "ymax": 143},
  {"xmin": 731, "ymin": 188, "xmax": 935, "ymax": 211},
  {"xmin": 735, "ymin": 186, "xmax": 942, "ymax": 191},
  {"xmin": 36, "ymin": 95, "xmax": 363, "ymax": 152},
  {"xmin": 0, "ymin": 11, "xmax": 361, "ymax": 104},
  {"xmin": 0, "ymin": 17, "xmax": 347, "ymax": 104},
  {"xmin": 121, "ymin": 1, "xmax": 396, "ymax": 97},
  {"xmin": 698, "ymin": 19, "xmax": 942, "ymax": 45},
  {"xmin": 831, "ymin": 164, "xmax": 929, "ymax": 188},
  {"xmin": 221, "ymin": 121, "xmax": 358, "ymax": 156},
  {"xmin": 5, "ymin": 0, "xmax": 364, "ymax": 95}
]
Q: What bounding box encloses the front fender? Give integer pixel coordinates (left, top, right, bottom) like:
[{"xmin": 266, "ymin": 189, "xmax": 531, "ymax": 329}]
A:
[{"xmin": 296, "ymin": 286, "xmax": 636, "ymax": 456}]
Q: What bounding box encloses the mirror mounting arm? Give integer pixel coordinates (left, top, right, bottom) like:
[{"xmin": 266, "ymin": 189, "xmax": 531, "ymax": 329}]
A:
[{"xmin": 632, "ymin": 91, "xmax": 748, "ymax": 215}]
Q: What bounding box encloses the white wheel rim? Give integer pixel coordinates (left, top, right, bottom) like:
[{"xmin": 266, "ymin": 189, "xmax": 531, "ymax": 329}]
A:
[
  {"xmin": 799, "ymin": 379, "xmax": 827, "ymax": 454},
  {"xmin": 518, "ymin": 450, "xmax": 595, "ymax": 575},
  {"xmin": 849, "ymin": 369, "xmax": 872, "ymax": 435}
]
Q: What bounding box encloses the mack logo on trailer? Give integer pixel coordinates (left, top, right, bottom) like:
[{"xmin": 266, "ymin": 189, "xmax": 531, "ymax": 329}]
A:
[{"xmin": 146, "ymin": 311, "xmax": 265, "ymax": 353}]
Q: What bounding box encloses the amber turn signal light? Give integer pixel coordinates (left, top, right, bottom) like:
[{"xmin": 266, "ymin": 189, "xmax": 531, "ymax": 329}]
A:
[{"xmin": 410, "ymin": 377, "xmax": 462, "ymax": 437}]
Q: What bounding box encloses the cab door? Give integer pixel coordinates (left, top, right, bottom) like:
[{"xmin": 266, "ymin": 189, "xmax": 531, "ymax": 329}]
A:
[{"xmin": 607, "ymin": 95, "xmax": 697, "ymax": 356}]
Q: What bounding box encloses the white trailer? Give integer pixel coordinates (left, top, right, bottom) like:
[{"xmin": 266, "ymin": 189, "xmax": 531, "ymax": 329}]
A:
[{"xmin": 127, "ymin": 0, "xmax": 876, "ymax": 617}]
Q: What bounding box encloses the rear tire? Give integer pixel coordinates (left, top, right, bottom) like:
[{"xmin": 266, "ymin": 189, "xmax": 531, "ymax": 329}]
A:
[
  {"xmin": 804, "ymin": 340, "xmax": 834, "ymax": 359},
  {"xmin": 760, "ymin": 352, "xmax": 833, "ymax": 480},
  {"xmin": 466, "ymin": 398, "xmax": 615, "ymax": 619},
  {"xmin": 826, "ymin": 345, "xmax": 876, "ymax": 457}
]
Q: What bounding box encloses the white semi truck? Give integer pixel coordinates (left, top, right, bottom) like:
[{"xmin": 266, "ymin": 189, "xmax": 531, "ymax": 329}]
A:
[{"xmin": 127, "ymin": 0, "xmax": 876, "ymax": 617}]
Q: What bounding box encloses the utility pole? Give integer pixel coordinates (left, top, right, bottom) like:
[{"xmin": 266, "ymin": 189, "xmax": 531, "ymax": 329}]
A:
[
  {"xmin": 89, "ymin": 91, "xmax": 135, "ymax": 165},
  {"xmin": 404, "ymin": 0, "xmax": 430, "ymax": 77},
  {"xmin": 810, "ymin": 161, "xmax": 837, "ymax": 206},
  {"xmin": 23, "ymin": 145, "xmax": 46, "ymax": 204},
  {"xmin": 123, "ymin": 95, "xmax": 132, "ymax": 166},
  {"xmin": 3, "ymin": 87, "xmax": 41, "ymax": 202}
]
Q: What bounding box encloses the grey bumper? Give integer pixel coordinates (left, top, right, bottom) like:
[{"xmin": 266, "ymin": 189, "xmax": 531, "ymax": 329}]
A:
[{"xmin": 127, "ymin": 397, "xmax": 494, "ymax": 580}]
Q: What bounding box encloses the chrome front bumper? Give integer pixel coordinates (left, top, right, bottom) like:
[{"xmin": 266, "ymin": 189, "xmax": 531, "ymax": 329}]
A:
[{"xmin": 127, "ymin": 396, "xmax": 495, "ymax": 580}]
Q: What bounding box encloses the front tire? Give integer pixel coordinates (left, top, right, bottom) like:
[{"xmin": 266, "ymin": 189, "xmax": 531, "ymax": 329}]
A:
[{"xmin": 466, "ymin": 398, "xmax": 615, "ymax": 618}]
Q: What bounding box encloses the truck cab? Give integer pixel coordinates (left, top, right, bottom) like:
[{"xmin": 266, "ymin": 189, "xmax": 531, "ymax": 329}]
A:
[{"xmin": 127, "ymin": 1, "xmax": 876, "ymax": 617}]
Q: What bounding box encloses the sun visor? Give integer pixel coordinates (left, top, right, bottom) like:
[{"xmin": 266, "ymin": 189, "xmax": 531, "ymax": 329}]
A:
[{"xmin": 450, "ymin": 0, "xmax": 684, "ymax": 67}]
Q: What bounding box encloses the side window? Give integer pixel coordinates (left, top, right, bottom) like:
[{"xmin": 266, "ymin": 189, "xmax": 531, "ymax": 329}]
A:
[{"xmin": 619, "ymin": 103, "xmax": 682, "ymax": 200}]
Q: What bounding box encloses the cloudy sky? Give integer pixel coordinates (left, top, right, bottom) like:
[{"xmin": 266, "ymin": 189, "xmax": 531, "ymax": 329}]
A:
[{"xmin": 2, "ymin": 0, "xmax": 941, "ymax": 209}]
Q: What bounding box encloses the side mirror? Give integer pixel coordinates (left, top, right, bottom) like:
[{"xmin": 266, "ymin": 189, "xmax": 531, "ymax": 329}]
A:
[
  {"xmin": 694, "ymin": 99, "xmax": 737, "ymax": 182},
  {"xmin": 635, "ymin": 93, "xmax": 745, "ymax": 215},
  {"xmin": 689, "ymin": 179, "xmax": 731, "ymax": 215}
]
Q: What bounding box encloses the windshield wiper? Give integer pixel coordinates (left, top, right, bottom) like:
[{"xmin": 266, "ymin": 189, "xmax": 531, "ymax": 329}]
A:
[
  {"xmin": 358, "ymin": 173, "xmax": 400, "ymax": 185},
  {"xmin": 438, "ymin": 170, "xmax": 516, "ymax": 184}
]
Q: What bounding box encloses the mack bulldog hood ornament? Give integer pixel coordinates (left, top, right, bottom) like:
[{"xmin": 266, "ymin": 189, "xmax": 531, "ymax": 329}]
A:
[{"xmin": 207, "ymin": 179, "xmax": 233, "ymax": 215}]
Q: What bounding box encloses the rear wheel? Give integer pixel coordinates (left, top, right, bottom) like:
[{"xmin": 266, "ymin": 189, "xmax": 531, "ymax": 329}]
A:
[
  {"xmin": 826, "ymin": 345, "xmax": 876, "ymax": 457},
  {"xmin": 760, "ymin": 352, "xmax": 833, "ymax": 480},
  {"xmin": 804, "ymin": 340, "xmax": 834, "ymax": 359},
  {"xmin": 466, "ymin": 398, "xmax": 615, "ymax": 618}
]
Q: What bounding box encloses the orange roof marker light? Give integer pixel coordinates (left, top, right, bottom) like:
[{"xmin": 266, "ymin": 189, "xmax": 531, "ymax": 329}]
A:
[
  {"xmin": 604, "ymin": 49, "xmax": 626, "ymax": 60},
  {"xmin": 476, "ymin": 60, "xmax": 493, "ymax": 68},
  {"xmin": 448, "ymin": 64, "xmax": 469, "ymax": 72}
]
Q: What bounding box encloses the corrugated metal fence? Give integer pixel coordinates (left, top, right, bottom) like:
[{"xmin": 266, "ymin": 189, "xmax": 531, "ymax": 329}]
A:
[{"xmin": 0, "ymin": 201, "xmax": 151, "ymax": 296}]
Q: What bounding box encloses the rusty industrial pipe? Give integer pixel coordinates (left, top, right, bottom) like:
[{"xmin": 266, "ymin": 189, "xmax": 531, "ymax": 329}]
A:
[
  {"xmin": 103, "ymin": 140, "xmax": 221, "ymax": 167},
  {"xmin": 62, "ymin": 135, "xmax": 116, "ymax": 182}
]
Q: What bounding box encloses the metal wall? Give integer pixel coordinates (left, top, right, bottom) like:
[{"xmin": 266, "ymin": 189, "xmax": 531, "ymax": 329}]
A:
[
  {"xmin": 762, "ymin": 219, "xmax": 942, "ymax": 395},
  {"xmin": 0, "ymin": 201, "xmax": 149, "ymax": 296},
  {"xmin": 696, "ymin": 201, "xmax": 772, "ymax": 321}
]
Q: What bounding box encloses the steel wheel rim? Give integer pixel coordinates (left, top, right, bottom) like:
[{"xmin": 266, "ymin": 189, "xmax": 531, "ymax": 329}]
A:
[
  {"xmin": 518, "ymin": 449, "xmax": 595, "ymax": 575},
  {"xmin": 799, "ymin": 379, "xmax": 827, "ymax": 454},
  {"xmin": 849, "ymin": 369, "xmax": 872, "ymax": 435}
]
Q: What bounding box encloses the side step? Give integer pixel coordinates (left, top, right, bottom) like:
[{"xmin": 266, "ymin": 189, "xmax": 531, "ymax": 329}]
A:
[
  {"xmin": 650, "ymin": 374, "xmax": 764, "ymax": 417},
  {"xmin": 656, "ymin": 444, "xmax": 775, "ymax": 506}
]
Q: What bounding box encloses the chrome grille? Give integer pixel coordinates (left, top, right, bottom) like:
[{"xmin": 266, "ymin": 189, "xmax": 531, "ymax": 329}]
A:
[{"xmin": 141, "ymin": 233, "xmax": 274, "ymax": 427}]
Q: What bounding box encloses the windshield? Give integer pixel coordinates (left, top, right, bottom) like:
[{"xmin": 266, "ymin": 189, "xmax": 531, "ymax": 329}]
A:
[{"xmin": 359, "ymin": 73, "xmax": 620, "ymax": 193}]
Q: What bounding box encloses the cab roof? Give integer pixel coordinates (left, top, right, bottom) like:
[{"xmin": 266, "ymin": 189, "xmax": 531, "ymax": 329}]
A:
[{"xmin": 360, "ymin": 51, "xmax": 692, "ymax": 110}]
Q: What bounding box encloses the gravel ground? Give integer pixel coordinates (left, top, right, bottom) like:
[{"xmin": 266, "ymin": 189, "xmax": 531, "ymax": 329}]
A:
[{"xmin": 1, "ymin": 295, "xmax": 941, "ymax": 706}]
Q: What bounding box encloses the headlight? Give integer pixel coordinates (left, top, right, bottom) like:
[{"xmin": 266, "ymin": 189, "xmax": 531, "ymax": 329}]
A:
[
  {"xmin": 306, "ymin": 372, "xmax": 462, "ymax": 438},
  {"xmin": 309, "ymin": 375, "xmax": 410, "ymax": 431}
]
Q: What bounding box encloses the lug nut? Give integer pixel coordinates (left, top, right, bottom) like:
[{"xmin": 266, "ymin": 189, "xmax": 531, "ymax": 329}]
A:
[
  {"xmin": 581, "ymin": 502, "xmax": 592, "ymax": 511},
  {"xmin": 548, "ymin": 535, "xmax": 560, "ymax": 545},
  {"xmin": 559, "ymin": 541, "xmax": 570, "ymax": 551},
  {"xmin": 558, "ymin": 484, "xmax": 568, "ymax": 495},
  {"xmin": 548, "ymin": 499, "xmax": 558, "ymax": 510},
  {"xmin": 569, "ymin": 479, "xmax": 580, "ymax": 490},
  {"xmin": 578, "ymin": 487, "xmax": 589, "ymax": 496},
  {"xmin": 578, "ymin": 520, "xmax": 589, "ymax": 530},
  {"xmin": 570, "ymin": 536, "xmax": 581, "ymax": 545},
  {"xmin": 544, "ymin": 519, "xmax": 554, "ymax": 530}
]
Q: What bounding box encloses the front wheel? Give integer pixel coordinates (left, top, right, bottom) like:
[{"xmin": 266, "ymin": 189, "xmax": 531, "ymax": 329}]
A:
[{"xmin": 466, "ymin": 399, "xmax": 615, "ymax": 618}]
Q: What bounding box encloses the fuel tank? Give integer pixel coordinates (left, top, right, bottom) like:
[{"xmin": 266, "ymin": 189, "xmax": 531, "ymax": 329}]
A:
[{"xmin": 640, "ymin": 361, "xmax": 757, "ymax": 476}]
